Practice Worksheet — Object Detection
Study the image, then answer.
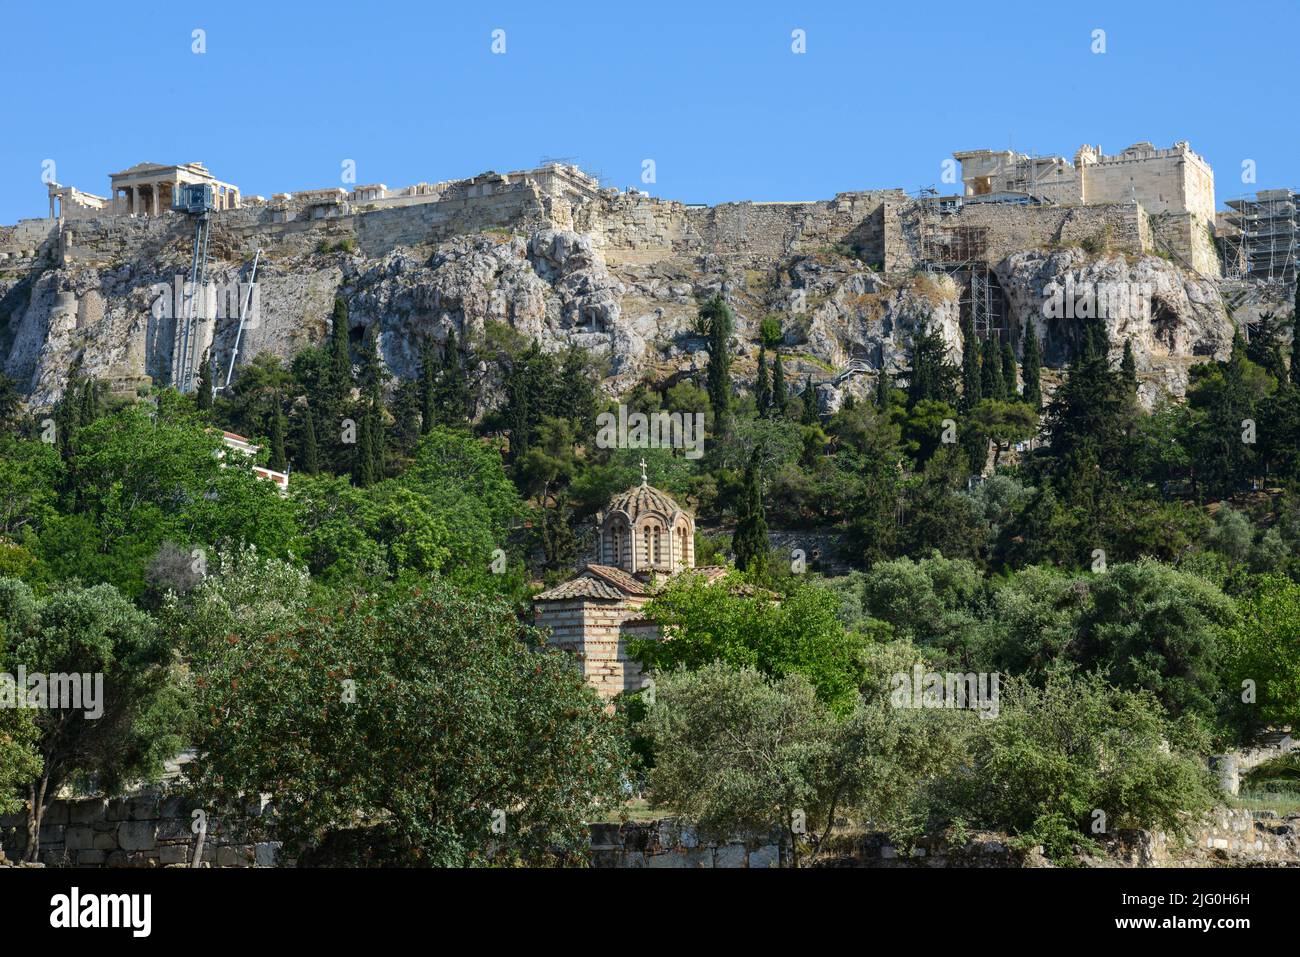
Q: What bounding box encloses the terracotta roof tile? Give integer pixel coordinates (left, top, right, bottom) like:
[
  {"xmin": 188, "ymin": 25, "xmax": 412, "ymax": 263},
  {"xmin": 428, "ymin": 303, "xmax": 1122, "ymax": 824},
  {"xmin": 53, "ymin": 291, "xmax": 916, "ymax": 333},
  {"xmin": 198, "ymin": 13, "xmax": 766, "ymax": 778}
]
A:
[
  {"xmin": 584, "ymin": 564, "xmax": 651, "ymax": 595},
  {"xmin": 534, "ymin": 577, "xmax": 628, "ymax": 601}
]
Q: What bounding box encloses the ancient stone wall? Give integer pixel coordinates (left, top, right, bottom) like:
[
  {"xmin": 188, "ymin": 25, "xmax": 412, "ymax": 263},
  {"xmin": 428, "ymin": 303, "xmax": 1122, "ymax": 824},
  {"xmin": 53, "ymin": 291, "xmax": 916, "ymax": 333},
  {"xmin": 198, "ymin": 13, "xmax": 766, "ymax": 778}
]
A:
[
  {"xmin": 589, "ymin": 820, "xmax": 783, "ymax": 868},
  {"xmin": 890, "ymin": 200, "xmax": 1150, "ymax": 272},
  {"xmin": 5, "ymin": 800, "xmax": 1295, "ymax": 868},
  {"xmin": 0, "ymin": 794, "xmax": 280, "ymax": 868},
  {"xmin": 0, "ymin": 219, "xmax": 59, "ymax": 270}
]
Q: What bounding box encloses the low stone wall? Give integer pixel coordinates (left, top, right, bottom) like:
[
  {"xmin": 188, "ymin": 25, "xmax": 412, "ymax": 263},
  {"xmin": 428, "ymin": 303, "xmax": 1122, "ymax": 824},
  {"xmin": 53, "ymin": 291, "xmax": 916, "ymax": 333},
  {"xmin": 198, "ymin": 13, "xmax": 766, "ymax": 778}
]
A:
[
  {"xmin": 5, "ymin": 801, "xmax": 1293, "ymax": 868},
  {"xmin": 0, "ymin": 794, "xmax": 280, "ymax": 868},
  {"xmin": 589, "ymin": 820, "xmax": 783, "ymax": 868}
]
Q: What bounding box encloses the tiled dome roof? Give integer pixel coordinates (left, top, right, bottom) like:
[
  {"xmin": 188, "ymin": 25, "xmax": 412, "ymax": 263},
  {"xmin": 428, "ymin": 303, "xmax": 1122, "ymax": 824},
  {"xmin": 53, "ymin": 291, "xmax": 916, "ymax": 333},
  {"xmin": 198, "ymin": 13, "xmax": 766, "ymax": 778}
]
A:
[{"xmin": 606, "ymin": 483, "xmax": 682, "ymax": 520}]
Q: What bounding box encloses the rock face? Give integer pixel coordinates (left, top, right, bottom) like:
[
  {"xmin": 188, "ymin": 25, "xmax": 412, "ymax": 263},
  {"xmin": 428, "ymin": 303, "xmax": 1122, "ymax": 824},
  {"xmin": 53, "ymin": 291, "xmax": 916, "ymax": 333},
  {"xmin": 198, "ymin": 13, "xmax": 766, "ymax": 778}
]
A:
[{"xmin": 0, "ymin": 183, "xmax": 1261, "ymax": 412}]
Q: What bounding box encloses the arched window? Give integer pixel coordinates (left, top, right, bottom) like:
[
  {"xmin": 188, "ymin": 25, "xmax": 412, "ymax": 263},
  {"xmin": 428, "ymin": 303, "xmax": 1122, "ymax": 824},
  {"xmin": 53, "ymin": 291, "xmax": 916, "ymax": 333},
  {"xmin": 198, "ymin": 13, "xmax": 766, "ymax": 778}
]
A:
[
  {"xmin": 653, "ymin": 527, "xmax": 662, "ymax": 564},
  {"xmin": 680, "ymin": 525, "xmax": 689, "ymax": 565},
  {"xmin": 643, "ymin": 527, "xmax": 652, "ymax": 567},
  {"xmin": 611, "ymin": 526, "xmax": 623, "ymax": 566}
]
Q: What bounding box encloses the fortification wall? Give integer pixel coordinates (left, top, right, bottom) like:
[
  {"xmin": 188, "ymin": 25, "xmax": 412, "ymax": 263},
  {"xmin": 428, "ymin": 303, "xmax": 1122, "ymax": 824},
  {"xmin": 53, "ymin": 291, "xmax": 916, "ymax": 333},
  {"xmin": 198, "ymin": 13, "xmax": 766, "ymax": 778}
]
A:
[
  {"xmin": 1151, "ymin": 211, "xmax": 1221, "ymax": 278},
  {"xmin": 0, "ymin": 219, "xmax": 59, "ymax": 270},
  {"xmin": 889, "ymin": 201, "xmax": 1151, "ymax": 271}
]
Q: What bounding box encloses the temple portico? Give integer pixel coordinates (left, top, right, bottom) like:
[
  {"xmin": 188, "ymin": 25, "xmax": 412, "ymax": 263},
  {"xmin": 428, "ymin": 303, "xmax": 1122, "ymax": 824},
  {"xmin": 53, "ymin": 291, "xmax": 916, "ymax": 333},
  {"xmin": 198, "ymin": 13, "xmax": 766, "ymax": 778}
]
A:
[{"xmin": 107, "ymin": 162, "xmax": 241, "ymax": 217}]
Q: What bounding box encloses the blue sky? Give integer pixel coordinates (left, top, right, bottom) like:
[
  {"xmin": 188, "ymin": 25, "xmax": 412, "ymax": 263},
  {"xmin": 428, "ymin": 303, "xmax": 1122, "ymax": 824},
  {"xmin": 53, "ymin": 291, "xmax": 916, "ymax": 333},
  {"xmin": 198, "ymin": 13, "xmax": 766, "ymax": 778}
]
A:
[{"xmin": 1, "ymin": 0, "xmax": 1296, "ymax": 223}]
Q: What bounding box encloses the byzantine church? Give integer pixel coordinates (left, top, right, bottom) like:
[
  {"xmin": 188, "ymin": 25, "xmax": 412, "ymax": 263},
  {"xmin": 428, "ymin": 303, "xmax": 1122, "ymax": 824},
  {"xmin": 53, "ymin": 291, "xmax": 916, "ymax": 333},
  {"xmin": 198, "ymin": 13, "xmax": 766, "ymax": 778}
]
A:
[{"xmin": 533, "ymin": 462, "xmax": 725, "ymax": 698}]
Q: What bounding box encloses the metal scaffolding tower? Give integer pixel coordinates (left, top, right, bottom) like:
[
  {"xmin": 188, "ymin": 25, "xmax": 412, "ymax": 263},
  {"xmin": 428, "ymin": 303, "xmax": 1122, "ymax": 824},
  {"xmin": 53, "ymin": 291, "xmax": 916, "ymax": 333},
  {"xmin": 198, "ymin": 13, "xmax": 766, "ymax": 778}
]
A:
[
  {"xmin": 1222, "ymin": 190, "xmax": 1299, "ymax": 282},
  {"xmin": 173, "ymin": 183, "xmax": 216, "ymax": 394}
]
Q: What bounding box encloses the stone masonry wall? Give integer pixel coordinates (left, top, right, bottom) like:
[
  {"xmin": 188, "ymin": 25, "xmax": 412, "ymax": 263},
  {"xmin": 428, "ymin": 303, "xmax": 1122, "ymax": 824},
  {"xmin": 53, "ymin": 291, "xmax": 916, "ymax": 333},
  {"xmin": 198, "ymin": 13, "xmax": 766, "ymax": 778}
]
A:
[
  {"xmin": 890, "ymin": 201, "xmax": 1150, "ymax": 272},
  {"xmin": 4, "ymin": 801, "xmax": 1294, "ymax": 868},
  {"xmin": 589, "ymin": 820, "xmax": 783, "ymax": 868},
  {"xmin": 0, "ymin": 794, "xmax": 281, "ymax": 868}
]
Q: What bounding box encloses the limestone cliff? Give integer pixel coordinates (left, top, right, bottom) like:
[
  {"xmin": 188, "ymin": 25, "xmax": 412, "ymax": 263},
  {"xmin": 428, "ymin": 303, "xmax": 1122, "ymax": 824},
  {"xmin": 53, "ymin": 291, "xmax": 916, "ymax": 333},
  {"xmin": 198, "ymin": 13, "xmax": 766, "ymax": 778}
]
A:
[{"xmin": 0, "ymin": 181, "xmax": 1271, "ymax": 413}]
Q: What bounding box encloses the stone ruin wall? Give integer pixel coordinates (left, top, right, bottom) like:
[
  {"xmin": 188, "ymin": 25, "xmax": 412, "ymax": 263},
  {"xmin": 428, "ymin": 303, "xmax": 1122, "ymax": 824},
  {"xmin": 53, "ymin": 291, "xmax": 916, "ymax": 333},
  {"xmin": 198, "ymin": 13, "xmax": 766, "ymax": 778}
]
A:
[
  {"xmin": 4, "ymin": 796, "xmax": 1296, "ymax": 868},
  {"xmin": 890, "ymin": 201, "xmax": 1152, "ymax": 273},
  {"xmin": 575, "ymin": 189, "xmax": 907, "ymax": 267},
  {"xmin": 0, "ymin": 794, "xmax": 280, "ymax": 869}
]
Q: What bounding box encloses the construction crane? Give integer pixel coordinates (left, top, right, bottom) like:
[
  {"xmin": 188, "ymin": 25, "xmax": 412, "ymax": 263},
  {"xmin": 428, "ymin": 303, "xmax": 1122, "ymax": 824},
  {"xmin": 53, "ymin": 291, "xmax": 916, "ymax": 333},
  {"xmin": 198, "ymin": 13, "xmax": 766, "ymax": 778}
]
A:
[{"xmin": 172, "ymin": 183, "xmax": 215, "ymax": 394}]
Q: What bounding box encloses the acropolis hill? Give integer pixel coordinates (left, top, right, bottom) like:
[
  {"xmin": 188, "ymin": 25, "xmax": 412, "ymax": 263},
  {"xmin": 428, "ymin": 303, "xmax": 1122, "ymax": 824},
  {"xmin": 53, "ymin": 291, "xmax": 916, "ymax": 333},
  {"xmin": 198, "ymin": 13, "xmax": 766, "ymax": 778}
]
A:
[{"xmin": 0, "ymin": 143, "xmax": 1289, "ymax": 412}]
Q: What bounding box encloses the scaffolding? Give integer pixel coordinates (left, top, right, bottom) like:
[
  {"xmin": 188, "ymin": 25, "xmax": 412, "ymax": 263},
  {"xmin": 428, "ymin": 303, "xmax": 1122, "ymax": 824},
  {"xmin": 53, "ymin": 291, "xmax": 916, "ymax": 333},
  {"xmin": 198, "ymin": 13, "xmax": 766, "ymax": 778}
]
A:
[
  {"xmin": 1222, "ymin": 189, "xmax": 1299, "ymax": 281},
  {"xmin": 963, "ymin": 265, "xmax": 1008, "ymax": 344}
]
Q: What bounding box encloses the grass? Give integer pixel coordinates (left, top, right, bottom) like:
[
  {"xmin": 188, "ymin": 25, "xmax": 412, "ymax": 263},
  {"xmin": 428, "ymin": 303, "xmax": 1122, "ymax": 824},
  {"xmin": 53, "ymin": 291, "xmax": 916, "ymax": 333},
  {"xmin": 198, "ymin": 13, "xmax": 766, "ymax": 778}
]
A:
[
  {"xmin": 620, "ymin": 797, "xmax": 665, "ymax": 822},
  {"xmin": 1230, "ymin": 792, "xmax": 1300, "ymax": 814}
]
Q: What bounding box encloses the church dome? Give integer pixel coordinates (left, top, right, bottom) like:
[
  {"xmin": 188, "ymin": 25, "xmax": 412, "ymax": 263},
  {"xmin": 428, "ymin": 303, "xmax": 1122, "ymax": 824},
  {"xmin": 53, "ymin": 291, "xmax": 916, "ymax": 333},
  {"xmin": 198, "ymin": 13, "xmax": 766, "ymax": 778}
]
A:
[
  {"xmin": 597, "ymin": 464, "xmax": 695, "ymax": 577},
  {"xmin": 606, "ymin": 483, "xmax": 683, "ymax": 521}
]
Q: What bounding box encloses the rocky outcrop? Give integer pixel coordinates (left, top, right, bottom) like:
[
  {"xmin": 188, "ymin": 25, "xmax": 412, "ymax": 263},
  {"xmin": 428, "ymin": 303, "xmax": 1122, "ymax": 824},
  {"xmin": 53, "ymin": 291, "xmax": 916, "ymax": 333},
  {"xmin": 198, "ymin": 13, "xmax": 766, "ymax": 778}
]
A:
[{"xmin": 0, "ymin": 189, "xmax": 1262, "ymax": 412}]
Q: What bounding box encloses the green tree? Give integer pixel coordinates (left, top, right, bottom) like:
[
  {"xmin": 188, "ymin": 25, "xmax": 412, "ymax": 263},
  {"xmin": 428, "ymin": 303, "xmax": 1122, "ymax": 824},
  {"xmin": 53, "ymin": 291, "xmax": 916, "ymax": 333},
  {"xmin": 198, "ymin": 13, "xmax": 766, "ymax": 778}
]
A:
[
  {"xmin": 801, "ymin": 375, "xmax": 818, "ymax": 425},
  {"xmin": 0, "ymin": 578, "xmax": 182, "ymax": 861},
  {"xmin": 906, "ymin": 321, "xmax": 959, "ymax": 409},
  {"xmin": 267, "ymin": 395, "xmax": 288, "ymax": 472},
  {"xmin": 960, "ymin": 315, "xmax": 982, "ymax": 412},
  {"xmin": 1001, "ymin": 341, "xmax": 1018, "ymax": 400},
  {"xmin": 755, "ymin": 344, "xmax": 771, "ymax": 417},
  {"xmin": 632, "ymin": 574, "xmax": 865, "ymax": 711},
  {"xmin": 980, "ymin": 336, "xmax": 1003, "ymax": 402},
  {"xmin": 772, "ymin": 350, "xmax": 788, "ymax": 416},
  {"xmin": 703, "ymin": 295, "xmax": 735, "ymax": 434},
  {"xmin": 1021, "ymin": 321, "xmax": 1043, "ymax": 410},
  {"xmin": 644, "ymin": 662, "xmax": 962, "ymax": 866},
  {"xmin": 417, "ymin": 337, "xmax": 438, "ymax": 434},
  {"xmin": 196, "ymin": 351, "xmax": 214, "ymax": 410},
  {"xmin": 299, "ymin": 403, "xmax": 320, "ymax": 474},
  {"xmin": 930, "ymin": 674, "xmax": 1215, "ymax": 861},
  {"xmin": 434, "ymin": 328, "xmax": 471, "ymax": 426},
  {"xmin": 178, "ymin": 576, "xmax": 627, "ymax": 866},
  {"xmin": 1077, "ymin": 558, "xmax": 1238, "ymax": 724},
  {"xmin": 1186, "ymin": 333, "xmax": 1270, "ymax": 500},
  {"xmin": 1291, "ymin": 300, "xmax": 1300, "ymax": 388},
  {"xmin": 327, "ymin": 298, "xmax": 353, "ymax": 406},
  {"xmin": 732, "ymin": 452, "xmax": 769, "ymax": 579},
  {"xmin": 1120, "ymin": 338, "xmax": 1138, "ymax": 394},
  {"xmin": 1222, "ymin": 575, "xmax": 1300, "ymax": 735}
]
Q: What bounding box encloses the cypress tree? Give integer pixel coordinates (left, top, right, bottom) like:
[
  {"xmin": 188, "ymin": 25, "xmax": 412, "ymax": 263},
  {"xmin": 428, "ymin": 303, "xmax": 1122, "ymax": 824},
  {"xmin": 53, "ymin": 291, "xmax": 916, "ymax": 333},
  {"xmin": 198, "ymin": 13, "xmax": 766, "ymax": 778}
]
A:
[
  {"xmin": 960, "ymin": 313, "xmax": 981, "ymax": 411},
  {"xmin": 772, "ymin": 350, "xmax": 788, "ymax": 416},
  {"xmin": 358, "ymin": 323, "xmax": 384, "ymax": 404},
  {"xmin": 267, "ymin": 396, "xmax": 288, "ymax": 472},
  {"xmin": 1021, "ymin": 321, "xmax": 1043, "ymax": 410},
  {"xmin": 1292, "ymin": 301, "xmax": 1300, "ymax": 389},
  {"xmin": 875, "ymin": 366, "xmax": 893, "ymax": 411},
  {"xmin": 1120, "ymin": 338, "xmax": 1138, "ymax": 394},
  {"xmin": 300, "ymin": 404, "xmax": 320, "ymax": 474},
  {"xmin": 418, "ymin": 338, "xmax": 437, "ymax": 434},
  {"xmin": 1001, "ymin": 341, "xmax": 1017, "ymax": 400},
  {"xmin": 980, "ymin": 336, "xmax": 1004, "ymax": 400},
  {"xmin": 352, "ymin": 407, "xmax": 376, "ymax": 487},
  {"xmin": 755, "ymin": 344, "xmax": 771, "ymax": 417},
  {"xmin": 329, "ymin": 298, "xmax": 352, "ymax": 404},
  {"xmin": 703, "ymin": 295, "xmax": 734, "ymax": 433},
  {"xmin": 800, "ymin": 374, "xmax": 818, "ymax": 425},
  {"xmin": 79, "ymin": 378, "xmax": 98, "ymax": 424},
  {"xmin": 907, "ymin": 321, "xmax": 959, "ymax": 408},
  {"xmin": 196, "ymin": 353, "xmax": 214, "ymax": 410},
  {"xmin": 732, "ymin": 452, "xmax": 769, "ymax": 579},
  {"xmin": 436, "ymin": 328, "xmax": 470, "ymax": 425}
]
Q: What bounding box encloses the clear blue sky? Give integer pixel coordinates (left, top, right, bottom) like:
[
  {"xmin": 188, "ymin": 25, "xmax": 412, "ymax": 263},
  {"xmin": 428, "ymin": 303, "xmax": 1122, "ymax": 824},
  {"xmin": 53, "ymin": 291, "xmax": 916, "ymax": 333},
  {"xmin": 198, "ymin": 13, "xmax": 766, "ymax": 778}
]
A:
[{"xmin": 2, "ymin": 0, "xmax": 1296, "ymax": 224}]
